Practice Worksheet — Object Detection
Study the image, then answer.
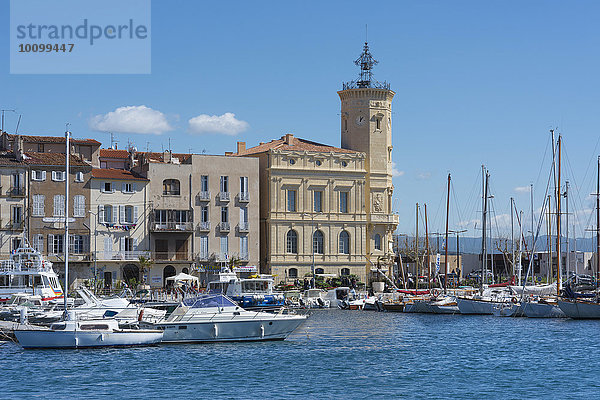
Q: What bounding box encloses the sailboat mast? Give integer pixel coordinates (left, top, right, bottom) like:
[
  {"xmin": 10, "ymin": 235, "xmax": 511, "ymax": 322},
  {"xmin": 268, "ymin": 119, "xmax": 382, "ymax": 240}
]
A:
[
  {"xmin": 444, "ymin": 173, "xmax": 450, "ymax": 294},
  {"xmin": 565, "ymin": 181, "xmax": 570, "ymax": 279},
  {"xmin": 425, "ymin": 204, "xmax": 430, "ymax": 292},
  {"xmin": 481, "ymin": 165, "xmax": 488, "ymax": 292},
  {"xmin": 596, "ymin": 156, "xmax": 600, "ymax": 279},
  {"xmin": 511, "ymin": 198, "xmax": 515, "ymax": 279},
  {"xmin": 547, "ymin": 195, "xmax": 552, "ymax": 283},
  {"xmin": 557, "ymin": 135, "xmax": 562, "ymax": 293},
  {"xmin": 530, "ymin": 183, "xmax": 535, "ymax": 284},
  {"xmin": 64, "ymin": 130, "xmax": 70, "ymax": 314},
  {"xmin": 518, "ymin": 211, "xmax": 523, "ymax": 286},
  {"xmin": 415, "ymin": 203, "xmax": 419, "ymax": 291}
]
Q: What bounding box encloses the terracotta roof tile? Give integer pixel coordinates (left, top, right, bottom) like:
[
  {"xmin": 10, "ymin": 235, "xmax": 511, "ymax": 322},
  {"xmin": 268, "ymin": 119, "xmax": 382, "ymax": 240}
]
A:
[
  {"xmin": 92, "ymin": 168, "xmax": 148, "ymax": 181},
  {"xmin": 234, "ymin": 135, "xmax": 360, "ymax": 156},
  {"xmin": 7, "ymin": 133, "xmax": 100, "ymax": 146},
  {"xmin": 99, "ymin": 149, "xmax": 129, "ymax": 159},
  {"xmin": 0, "ymin": 152, "xmax": 25, "ymax": 166},
  {"xmin": 24, "ymin": 152, "xmax": 90, "ymax": 166}
]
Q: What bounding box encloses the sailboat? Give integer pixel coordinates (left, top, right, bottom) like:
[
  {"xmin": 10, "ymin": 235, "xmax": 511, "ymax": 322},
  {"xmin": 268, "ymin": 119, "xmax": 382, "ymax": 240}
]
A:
[
  {"xmin": 457, "ymin": 166, "xmax": 512, "ymax": 315},
  {"xmin": 15, "ymin": 130, "xmax": 163, "ymax": 348},
  {"xmin": 522, "ymin": 132, "xmax": 566, "ymax": 318},
  {"xmin": 558, "ymin": 154, "xmax": 600, "ymax": 319}
]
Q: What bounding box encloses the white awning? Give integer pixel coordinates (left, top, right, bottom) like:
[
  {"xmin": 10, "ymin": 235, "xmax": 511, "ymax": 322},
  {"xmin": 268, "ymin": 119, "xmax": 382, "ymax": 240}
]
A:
[{"xmin": 166, "ymin": 272, "xmax": 199, "ymax": 282}]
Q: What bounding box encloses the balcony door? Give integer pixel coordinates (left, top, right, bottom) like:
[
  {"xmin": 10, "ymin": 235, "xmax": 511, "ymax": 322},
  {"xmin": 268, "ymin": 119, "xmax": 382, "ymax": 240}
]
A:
[
  {"xmin": 155, "ymin": 239, "xmax": 168, "ymax": 260},
  {"xmin": 176, "ymin": 239, "xmax": 188, "ymax": 260}
]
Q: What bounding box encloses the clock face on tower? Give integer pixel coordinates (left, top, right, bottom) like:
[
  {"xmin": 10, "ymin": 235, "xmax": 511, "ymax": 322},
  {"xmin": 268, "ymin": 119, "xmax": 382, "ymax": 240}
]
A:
[{"xmin": 355, "ymin": 115, "xmax": 366, "ymax": 126}]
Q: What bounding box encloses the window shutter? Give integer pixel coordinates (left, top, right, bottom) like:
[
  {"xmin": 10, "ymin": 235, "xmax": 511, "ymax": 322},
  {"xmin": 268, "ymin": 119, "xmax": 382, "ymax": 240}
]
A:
[
  {"xmin": 104, "ymin": 237, "xmax": 112, "ymax": 252},
  {"xmin": 41, "ymin": 171, "xmax": 47, "ymax": 181},
  {"xmin": 53, "ymin": 195, "xmax": 59, "ymax": 216},
  {"xmin": 60, "ymin": 195, "xmax": 65, "ymax": 216},
  {"xmin": 112, "ymin": 205, "xmax": 118, "ymax": 223},
  {"xmin": 48, "ymin": 234, "xmax": 54, "ymax": 253},
  {"xmin": 122, "ymin": 183, "xmax": 126, "ymax": 193},
  {"xmin": 98, "ymin": 205, "xmax": 104, "ymax": 223},
  {"xmin": 69, "ymin": 235, "xmax": 75, "ymax": 254},
  {"xmin": 51, "ymin": 171, "xmax": 56, "ymax": 181},
  {"xmin": 133, "ymin": 238, "xmax": 138, "ymax": 251},
  {"xmin": 120, "ymin": 237, "xmax": 126, "ymax": 251},
  {"xmin": 84, "ymin": 235, "xmax": 90, "ymax": 253},
  {"xmin": 132, "ymin": 183, "xmax": 136, "ymax": 193},
  {"xmin": 133, "ymin": 206, "xmax": 138, "ymax": 223},
  {"xmin": 119, "ymin": 205, "xmax": 125, "ymax": 224}
]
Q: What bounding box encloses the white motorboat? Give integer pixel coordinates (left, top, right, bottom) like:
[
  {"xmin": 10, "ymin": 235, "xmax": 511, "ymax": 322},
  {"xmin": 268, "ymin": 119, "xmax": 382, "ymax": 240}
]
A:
[
  {"xmin": 14, "ymin": 312, "xmax": 163, "ymax": 349},
  {"xmin": 430, "ymin": 296, "xmax": 460, "ymax": 314},
  {"xmin": 324, "ymin": 287, "xmax": 352, "ymax": 308},
  {"xmin": 207, "ymin": 269, "xmax": 285, "ymax": 311},
  {"xmin": 300, "ymin": 289, "xmax": 330, "ymax": 308},
  {"xmin": 148, "ymin": 294, "xmax": 307, "ymax": 342},
  {"xmin": 0, "ymin": 245, "xmax": 63, "ymax": 303}
]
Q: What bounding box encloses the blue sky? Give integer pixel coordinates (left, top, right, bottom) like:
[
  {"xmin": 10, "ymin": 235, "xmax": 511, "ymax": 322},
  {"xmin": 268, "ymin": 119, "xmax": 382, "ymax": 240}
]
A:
[{"xmin": 2, "ymin": 0, "xmax": 600, "ymax": 237}]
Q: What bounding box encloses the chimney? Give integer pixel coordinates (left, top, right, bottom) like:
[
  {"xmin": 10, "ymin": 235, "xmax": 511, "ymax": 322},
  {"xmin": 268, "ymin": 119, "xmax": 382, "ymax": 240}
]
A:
[
  {"xmin": 163, "ymin": 149, "xmax": 172, "ymax": 163},
  {"xmin": 237, "ymin": 141, "xmax": 246, "ymax": 154},
  {"xmin": 13, "ymin": 135, "xmax": 24, "ymax": 161},
  {"xmin": 284, "ymin": 133, "xmax": 294, "ymax": 145}
]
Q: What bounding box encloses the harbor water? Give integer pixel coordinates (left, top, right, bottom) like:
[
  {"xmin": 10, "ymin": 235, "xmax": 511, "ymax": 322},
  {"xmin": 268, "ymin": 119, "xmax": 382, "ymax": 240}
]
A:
[{"xmin": 2, "ymin": 309, "xmax": 600, "ymax": 399}]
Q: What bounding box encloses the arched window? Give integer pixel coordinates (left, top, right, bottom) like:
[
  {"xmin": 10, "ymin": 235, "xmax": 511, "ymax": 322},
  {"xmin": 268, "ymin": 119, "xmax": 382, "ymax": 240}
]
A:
[
  {"xmin": 313, "ymin": 230, "xmax": 324, "ymax": 254},
  {"xmin": 339, "ymin": 231, "xmax": 350, "ymax": 254},
  {"xmin": 341, "ymin": 268, "xmax": 350, "ymax": 276},
  {"xmin": 374, "ymin": 234, "xmax": 382, "ymax": 251},
  {"xmin": 182, "ymin": 267, "xmax": 189, "ymax": 274},
  {"xmin": 123, "ymin": 264, "xmax": 139, "ymax": 284},
  {"xmin": 163, "ymin": 179, "xmax": 180, "ymax": 195},
  {"xmin": 315, "ymin": 268, "xmax": 324, "ymax": 275},
  {"xmin": 286, "ymin": 230, "xmax": 298, "ymax": 254},
  {"xmin": 288, "ymin": 268, "xmax": 298, "ymax": 278}
]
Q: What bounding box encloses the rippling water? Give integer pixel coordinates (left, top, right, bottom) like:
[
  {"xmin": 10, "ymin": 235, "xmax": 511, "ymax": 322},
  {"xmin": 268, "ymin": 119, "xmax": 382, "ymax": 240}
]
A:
[{"xmin": 2, "ymin": 310, "xmax": 600, "ymax": 399}]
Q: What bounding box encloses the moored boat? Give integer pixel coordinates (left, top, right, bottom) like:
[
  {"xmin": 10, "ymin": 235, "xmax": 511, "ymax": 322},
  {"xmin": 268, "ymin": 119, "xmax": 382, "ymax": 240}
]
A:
[{"xmin": 148, "ymin": 293, "xmax": 307, "ymax": 342}]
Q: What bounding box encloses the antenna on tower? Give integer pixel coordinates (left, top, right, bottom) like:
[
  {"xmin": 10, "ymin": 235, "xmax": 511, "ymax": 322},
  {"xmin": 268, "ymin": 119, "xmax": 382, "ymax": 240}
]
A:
[
  {"xmin": 365, "ymin": 24, "xmax": 368, "ymax": 43},
  {"xmin": 1, "ymin": 109, "xmax": 16, "ymax": 133},
  {"xmin": 15, "ymin": 114, "xmax": 22, "ymax": 134},
  {"xmin": 342, "ymin": 36, "xmax": 390, "ymax": 90}
]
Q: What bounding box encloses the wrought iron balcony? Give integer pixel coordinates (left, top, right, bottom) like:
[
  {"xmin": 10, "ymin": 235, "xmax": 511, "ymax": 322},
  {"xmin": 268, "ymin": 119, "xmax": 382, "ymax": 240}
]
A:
[
  {"xmin": 237, "ymin": 221, "xmax": 249, "ymax": 232},
  {"xmin": 152, "ymin": 251, "xmax": 192, "ymax": 261},
  {"xmin": 197, "ymin": 221, "xmax": 211, "ymax": 232},
  {"xmin": 238, "ymin": 192, "xmax": 250, "ymax": 202},
  {"xmin": 219, "ymin": 222, "xmax": 230, "ymax": 232},
  {"xmin": 197, "ymin": 191, "xmax": 211, "ymax": 201},
  {"xmin": 96, "ymin": 250, "xmax": 151, "ymax": 261},
  {"xmin": 219, "ymin": 191, "xmax": 230, "ymax": 202},
  {"xmin": 151, "ymin": 222, "xmax": 194, "ymax": 232},
  {"xmin": 8, "ymin": 186, "xmax": 25, "ymax": 197}
]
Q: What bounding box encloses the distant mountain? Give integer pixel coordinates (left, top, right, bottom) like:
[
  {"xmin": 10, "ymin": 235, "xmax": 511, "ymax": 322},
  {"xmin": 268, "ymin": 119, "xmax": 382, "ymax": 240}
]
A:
[{"xmin": 397, "ymin": 235, "xmax": 598, "ymax": 254}]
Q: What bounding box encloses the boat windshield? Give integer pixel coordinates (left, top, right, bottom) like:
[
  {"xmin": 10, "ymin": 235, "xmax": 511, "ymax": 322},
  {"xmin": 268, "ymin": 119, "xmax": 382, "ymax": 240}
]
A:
[
  {"xmin": 241, "ymin": 280, "xmax": 269, "ymax": 293},
  {"xmin": 207, "ymin": 282, "xmax": 229, "ymax": 294},
  {"xmin": 183, "ymin": 294, "xmax": 237, "ymax": 309}
]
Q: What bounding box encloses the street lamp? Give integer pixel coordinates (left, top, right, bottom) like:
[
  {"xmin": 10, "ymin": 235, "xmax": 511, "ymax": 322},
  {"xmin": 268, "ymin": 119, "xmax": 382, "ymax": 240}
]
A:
[{"xmin": 302, "ymin": 212, "xmax": 320, "ymax": 289}]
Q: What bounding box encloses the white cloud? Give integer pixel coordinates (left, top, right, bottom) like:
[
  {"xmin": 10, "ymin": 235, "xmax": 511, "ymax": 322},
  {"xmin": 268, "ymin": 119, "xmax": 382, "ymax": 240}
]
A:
[
  {"xmin": 188, "ymin": 112, "xmax": 249, "ymax": 136},
  {"xmin": 390, "ymin": 161, "xmax": 404, "ymax": 177},
  {"xmin": 90, "ymin": 105, "xmax": 173, "ymax": 135},
  {"xmin": 417, "ymin": 171, "xmax": 431, "ymax": 180},
  {"xmin": 514, "ymin": 186, "xmax": 531, "ymax": 193}
]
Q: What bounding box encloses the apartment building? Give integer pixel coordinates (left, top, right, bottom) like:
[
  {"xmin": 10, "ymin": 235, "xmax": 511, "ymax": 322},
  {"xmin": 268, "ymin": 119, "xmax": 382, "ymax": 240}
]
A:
[
  {"xmin": 133, "ymin": 150, "xmax": 259, "ymax": 287},
  {"xmin": 0, "ymin": 151, "xmax": 27, "ymax": 255},
  {"xmin": 89, "ymin": 168, "xmax": 149, "ymax": 289},
  {"xmin": 26, "ymin": 152, "xmax": 93, "ymax": 281}
]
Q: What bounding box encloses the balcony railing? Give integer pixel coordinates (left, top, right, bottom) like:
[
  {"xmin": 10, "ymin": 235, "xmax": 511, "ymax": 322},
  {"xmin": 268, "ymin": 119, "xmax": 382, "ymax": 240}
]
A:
[
  {"xmin": 197, "ymin": 191, "xmax": 211, "ymax": 201},
  {"xmin": 197, "ymin": 221, "xmax": 211, "ymax": 232},
  {"xmin": 219, "ymin": 191, "xmax": 230, "ymax": 202},
  {"xmin": 96, "ymin": 251, "xmax": 151, "ymax": 261},
  {"xmin": 8, "ymin": 186, "xmax": 25, "ymax": 197},
  {"xmin": 10, "ymin": 221, "xmax": 24, "ymax": 230},
  {"xmin": 151, "ymin": 222, "xmax": 194, "ymax": 232},
  {"xmin": 219, "ymin": 222, "xmax": 230, "ymax": 232},
  {"xmin": 153, "ymin": 251, "xmax": 192, "ymax": 261},
  {"xmin": 216, "ymin": 253, "xmax": 228, "ymax": 262},
  {"xmin": 238, "ymin": 192, "xmax": 250, "ymax": 202},
  {"xmin": 239, "ymin": 253, "xmax": 249, "ymax": 261},
  {"xmin": 237, "ymin": 221, "xmax": 249, "ymax": 232},
  {"xmin": 197, "ymin": 252, "xmax": 210, "ymax": 261}
]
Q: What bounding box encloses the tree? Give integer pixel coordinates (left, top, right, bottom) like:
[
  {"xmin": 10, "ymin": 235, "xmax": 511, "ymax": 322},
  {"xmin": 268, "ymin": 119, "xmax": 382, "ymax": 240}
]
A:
[{"xmin": 138, "ymin": 255, "xmax": 153, "ymax": 286}]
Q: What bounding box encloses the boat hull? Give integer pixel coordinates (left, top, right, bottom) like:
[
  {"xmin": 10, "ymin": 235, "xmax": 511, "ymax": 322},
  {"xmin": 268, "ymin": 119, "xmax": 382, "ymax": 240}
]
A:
[
  {"xmin": 523, "ymin": 301, "xmax": 566, "ymax": 318},
  {"xmin": 15, "ymin": 329, "xmax": 163, "ymax": 349},
  {"xmin": 156, "ymin": 315, "xmax": 307, "ymax": 343},
  {"xmin": 558, "ymin": 299, "xmax": 600, "ymax": 319},
  {"xmin": 456, "ymin": 298, "xmax": 496, "ymax": 315}
]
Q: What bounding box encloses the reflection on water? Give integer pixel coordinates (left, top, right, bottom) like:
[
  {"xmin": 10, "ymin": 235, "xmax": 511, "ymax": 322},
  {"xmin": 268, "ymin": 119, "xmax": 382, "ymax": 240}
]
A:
[{"xmin": 1, "ymin": 309, "xmax": 600, "ymax": 399}]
